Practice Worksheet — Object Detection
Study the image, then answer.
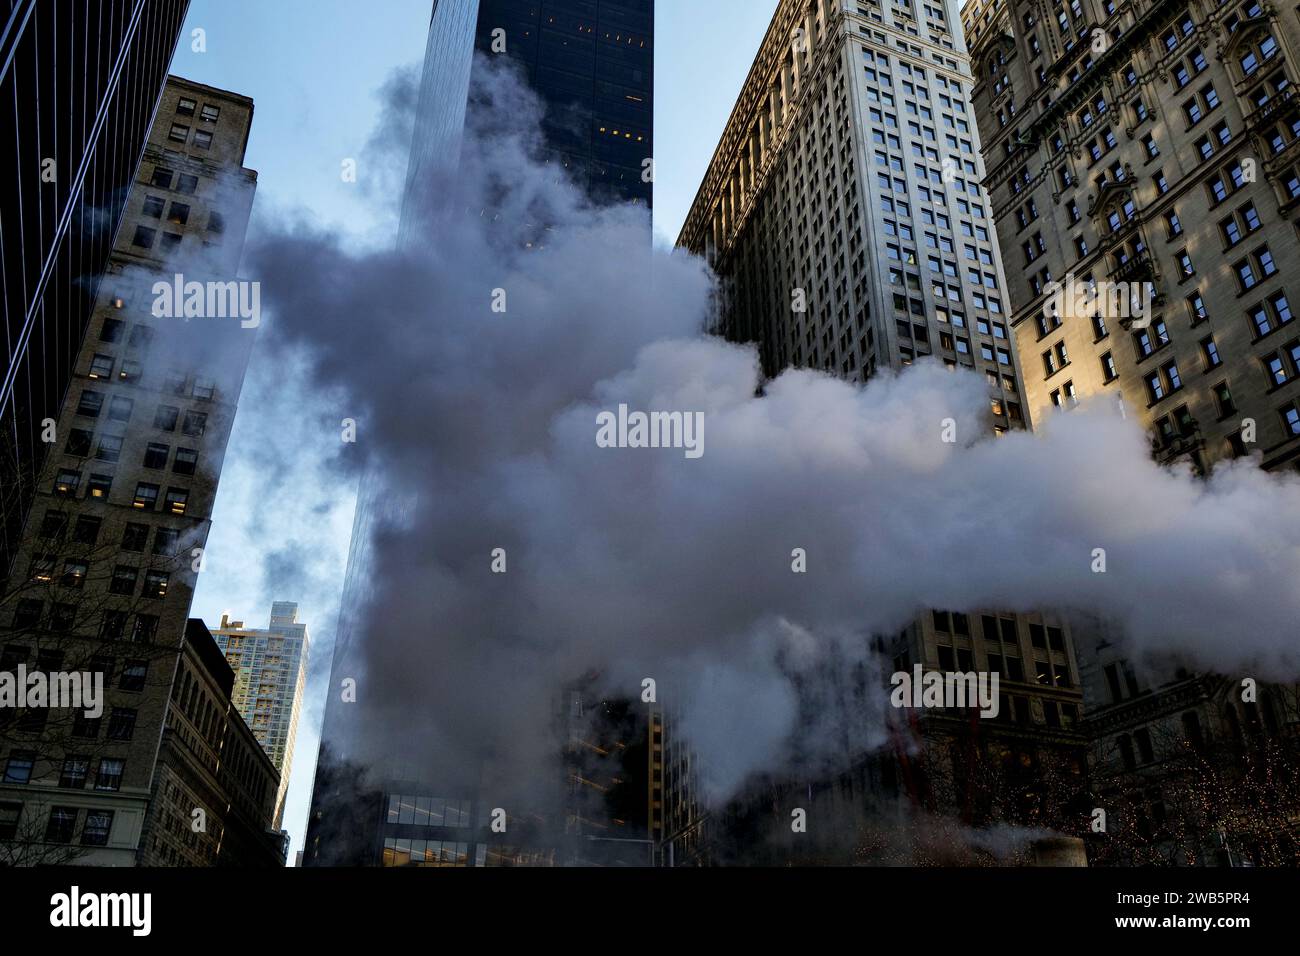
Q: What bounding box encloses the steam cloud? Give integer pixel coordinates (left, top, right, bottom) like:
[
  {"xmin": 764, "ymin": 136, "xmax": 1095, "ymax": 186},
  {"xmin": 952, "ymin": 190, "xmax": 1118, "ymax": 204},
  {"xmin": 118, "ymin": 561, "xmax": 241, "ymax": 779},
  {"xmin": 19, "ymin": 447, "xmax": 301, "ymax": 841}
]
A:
[{"xmin": 245, "ymin": 58, "xmax": 1300, "ymax": 810}]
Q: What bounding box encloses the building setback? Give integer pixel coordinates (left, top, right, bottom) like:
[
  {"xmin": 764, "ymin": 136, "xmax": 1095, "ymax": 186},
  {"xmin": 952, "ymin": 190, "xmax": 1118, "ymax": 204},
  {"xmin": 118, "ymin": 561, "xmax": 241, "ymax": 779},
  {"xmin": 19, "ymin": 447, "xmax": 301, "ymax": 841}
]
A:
[
  {"xmin": 0, "ymin": 0, "xmax": 192, "ymax": 581},
  {"xmin": 212, "ymin": 602, "xmax": 311, "ymax": 830},
  {"xmin": 963, "ymin": 0, "xmax": 1300, "ymax": 866},
  {"xmin": 676, "ymin": 0, "xmax": 1088, "ymax": 861},
  {"xmin": 0, "ymin": 75, "xmax": 257, "ymax": 865}
]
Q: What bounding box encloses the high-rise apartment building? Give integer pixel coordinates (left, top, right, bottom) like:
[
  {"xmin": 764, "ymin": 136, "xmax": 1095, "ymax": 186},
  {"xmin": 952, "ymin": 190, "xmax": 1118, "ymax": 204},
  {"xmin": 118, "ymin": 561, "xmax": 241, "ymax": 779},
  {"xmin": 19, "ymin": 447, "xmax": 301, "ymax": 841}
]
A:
[
  {"xmin": 137, "ymin": 619, "xmax": 284, "ymax": 867},
  {"xmin": 676, "ymin": 0, "xmax": 1088, "ymax": 860},
  {"xmin": 0, "ymin": 75, "xmax": 257, "ymax": 865},
  {"xmin": 306, "ymin": 0, "xmax": 655, "ymax": 867},
  {"xmin": 965, "ymin": 0, "xmax": 1300, "ymax": 867},
  {"xmin": 0, "ymin": 0, "xmax": 192, "ymax": 580},
  {"xmin": 212, "ymin": 602, "xmax": 310, "ymax": 829}
]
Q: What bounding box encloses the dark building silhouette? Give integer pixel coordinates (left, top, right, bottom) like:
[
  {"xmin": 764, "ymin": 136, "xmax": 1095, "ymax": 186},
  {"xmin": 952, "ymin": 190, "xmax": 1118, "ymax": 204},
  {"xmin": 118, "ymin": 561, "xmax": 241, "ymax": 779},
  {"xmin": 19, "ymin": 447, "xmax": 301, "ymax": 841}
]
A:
[{"xmin": 0, "ymin": 0, "xmax": 191, "ymax": 578}]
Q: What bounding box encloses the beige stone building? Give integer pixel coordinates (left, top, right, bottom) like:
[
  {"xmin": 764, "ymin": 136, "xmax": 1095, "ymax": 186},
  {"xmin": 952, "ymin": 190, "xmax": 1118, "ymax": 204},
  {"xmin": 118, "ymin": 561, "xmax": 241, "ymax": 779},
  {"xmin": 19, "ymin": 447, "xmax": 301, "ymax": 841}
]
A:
[
  {"xmin": 965, "ymin": 0, "xmax": 1300, "ymax": 864},
  {"xmin": 676, "ymin": 0, "xmax": 1088, "ymax": 856},
  {"xmin": 968, "ymin": 0, "xmax": 1300, "ymax": 473},
  {"xmin": 0, "ymin": 76, "xmax": 261, "ymax": 865}
]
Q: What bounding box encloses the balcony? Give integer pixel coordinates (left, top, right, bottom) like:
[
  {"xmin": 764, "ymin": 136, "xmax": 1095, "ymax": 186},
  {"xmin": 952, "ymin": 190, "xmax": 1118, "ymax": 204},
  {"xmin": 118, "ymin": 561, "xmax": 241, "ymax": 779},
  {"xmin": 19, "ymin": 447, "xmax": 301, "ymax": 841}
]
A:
[
  {"xmin": 1246, "ymin": 85, "xmax": 1296, "ymax": 131},
  {"xmin": 1108, "ymin": 250, "xmax": 1155, "ymax": 284}
]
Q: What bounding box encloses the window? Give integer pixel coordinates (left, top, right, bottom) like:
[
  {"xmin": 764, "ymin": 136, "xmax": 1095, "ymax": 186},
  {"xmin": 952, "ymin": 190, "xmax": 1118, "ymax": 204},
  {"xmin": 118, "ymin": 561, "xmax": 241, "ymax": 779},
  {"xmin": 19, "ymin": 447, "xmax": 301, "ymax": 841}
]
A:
[
  {"xmin": 168, "ymin": 122, "xmax": 189, "ymax": 143},
  {"xmin": 154, "ymin": 405, "xmax": 180, "ymax": 431},
  {"xmin": 83, "ymin": 473, "xmax": 110, "ymax": 500},
  {"xmin": 167, "ymin": 202, "xmax": 190, "ymax": 225},
  {"xmin": 119, "ymin": 663, "xmax": 147, "ymax": 693},
  {"xmin": 164, "ymin": 488, "xmax": 188, "ymax": 516},
  {"xmin": 109, "ymin": 566, "xmax": 138, "ymax": 596},
  {"xmin": 1202, "ymin": 336, "xmax": 1222, "ymax": 369},
  {"xmin": 88, "ymin": 354, "xmax": 113, "ymax": 379},
  {"xmin": 39, "ymin": 511, "xmax": 68, "ymax": 539},
  {"xmin": 191, "ymin": 376, "xmax": 215, "ymax": 400},
  {"xmin": 141, "ymin": 195, "xmax": 165, "ymax": 218},
  {"xmin": 72, "ymin": 516, "xmax": 100, "ymax": 545},
  {"xmin": 1214, "ymin": 381, "xmax": 1237, "ymax": 417},
  {"xmin": 1280, "ymin": 401, "xmax": 1300, "ymax": 435},
  {"xmin": 3, "ymin": 751, "xmax": 35, "ymax": 784},
  {"xmin": 132, "ymin": 226, "xmax": 156, "ymax": 249},
  {"xmin": 182, "ymin": 411, "xmax": 207, "ymax": 437},
  {"xmin": 150, "ymin": 166, "xmax": 173, "ymax": 188},
  {"xmin": 107, "ymin": 708, "xmax": 137, "ymax": 741},
  {"xmin": 132, "ymin": 483, "xmax": 159, "ymax": 510},
  {"xmin": 193, "ymin": 130, "xmax": 213, "ymax": 150},
  {"xmin": 94, "ymin": 758, "xmax": 125, "ymax": 791},
  {"xmin": 131, "ymin": 614, "xmax": 158, "ymax": 643},
  {"xmin": 1146, "ymin": 370, "xmax": 1166, "ymax": 402},
  {"xmin": 61, "ymin": 559, "xmax": 87, "ymax": 588},
  {"xmin": 95, "ymin": 435, "xmax": 122, "ymax": 463},
  {"xmin": 53, "ymin": 469, "xmax": 80, "ymax": 497},
  {"xmin": 177, "ymin": 173, "xmax": 199, "ymax": 194},
  {"xmin": 1101, "ymin": 352, "xmax": 1118, "ymax": 381},
  {"xmin": 1160, "ymin": 360, "xmax": 1181, "ymax": 393},
  {"xmin": 99, "ymin": 611, "xmax": 127, "ymax": 641},
  {"xmin": 59, "ymin": 757, "xmax": 89, "ymax": 789},
  {"xmin": 46, "ymin": 807, "xmax": 78, "ymax": 843},
  {"xmin": 81, "ymin": 810, "xmax": 114, "ymax": 846},
  {"xmin": 0, "ymin": 803, "xmax": 20, "ymax": 840},
  {"xmin": 65, "ymin": 428, "xmax": 92, "ymax": 456},
  {"xmin": 76, "ymin": 390, "xmax": 103, "ymax": 417},
  {"xmin": 153, "ymin": 528, "xmax": 180, "ymax": 556},
  {"xmin": 200, "ymin": 104, "xmax": 220, "ymax": 123},
  {"xmin": 108, "ymin": 396, "xmax": 134, "ymax": 423},
  {"xmin": 100, "ymin": 317, "xmax": 124, "ymax": 342},
  {"xmin": 144, "ymin": 442, "xmax": 169, "ymax": 469},
  {"xmin": 142, "ymin": 570, "xmax": 169, "ymax": 600},
  {"xmin": 177, "ymin": 96, "xmax": 196, "ymax": 116},
  {"xmin": 173, "ymin": 448, "xmax": 198, "ymax": 476},
  {"xmin": 121, "ymin": 523, "xmax": 149, "ymax": 552}
]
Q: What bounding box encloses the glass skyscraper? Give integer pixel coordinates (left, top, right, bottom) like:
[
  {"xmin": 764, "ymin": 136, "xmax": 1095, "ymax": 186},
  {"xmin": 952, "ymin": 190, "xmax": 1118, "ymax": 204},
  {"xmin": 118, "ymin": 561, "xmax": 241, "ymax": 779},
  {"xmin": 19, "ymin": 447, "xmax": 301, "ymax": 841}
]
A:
[
  {"xmin": 305, "ymin": 0, "xmax": 654, "ymax": 866},
  {"xmin": 0, "ymin": 0, "xmax": 192, "ymax": 578}
]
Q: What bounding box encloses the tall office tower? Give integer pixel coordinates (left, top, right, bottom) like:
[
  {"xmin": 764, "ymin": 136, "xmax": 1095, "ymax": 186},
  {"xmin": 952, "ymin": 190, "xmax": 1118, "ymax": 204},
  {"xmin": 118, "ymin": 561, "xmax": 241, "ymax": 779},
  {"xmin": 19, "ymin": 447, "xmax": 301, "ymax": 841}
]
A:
[
  {"xmin": 137, "ymin": 620, "xmax": 284, "ymax": 866},
  {"xmin": 305, "ymin": 0, "xmax": 654, "ymax": 867},
  {"xmin": 676, "ymin": 0, "xmax": 1087, "ymax": 861},
  {"xmin": 400, "ymin": 0, "xmax": 653, "ymax": 236},
  {"xmin": 0, "ymin": 0, "xmax": 192, "ymax": 580},
  {"xmin": 211, "ymin": 603, "xmax": 310, "ymax": 829},
  {"xmin": 0, "ymin": 76, "xmax": 257, "ymax": 865},
  {"xmin": 965, "ymin": 0, "xmax": 1300, "ymax": 866}
]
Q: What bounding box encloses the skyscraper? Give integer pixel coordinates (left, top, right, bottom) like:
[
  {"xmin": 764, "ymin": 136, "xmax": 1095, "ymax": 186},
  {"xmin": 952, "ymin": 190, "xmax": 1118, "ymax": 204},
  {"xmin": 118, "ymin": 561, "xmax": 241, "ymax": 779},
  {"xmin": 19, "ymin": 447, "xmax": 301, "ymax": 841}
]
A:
[
  {"xmin": 965, "ymin": 0, "xmax": 1300, "ymax": 866},
  {"xmin": 212, "ymin": 603, "xmax": 311, "ymax": 830},
  {"xmin": 0, "ymin": 0, "xmax": 192, "ymax": 579},
  {"xmin": 0, "ymin": 75, "xmax": 257, "ymax": 865},
  {"xmin": 401, "ymin": 0, "xmax": 652, "ymax": 227},
  {"xmin": 676, "ymin": 0, "xmax": 1088, "ymax": 860},
  {"xmin": 305, "ymin": 0, "xmax": 655, "ymax": 866},
  {"xmin": 966, "ymin": 0, "xmax": 1300, "ymax": 474}
]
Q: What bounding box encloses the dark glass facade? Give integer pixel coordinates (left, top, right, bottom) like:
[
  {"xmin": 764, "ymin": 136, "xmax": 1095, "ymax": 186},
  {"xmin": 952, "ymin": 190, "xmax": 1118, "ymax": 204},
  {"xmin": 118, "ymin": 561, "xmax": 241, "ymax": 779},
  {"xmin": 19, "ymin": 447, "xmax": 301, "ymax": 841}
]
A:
[
  {"xmin": 474, "ymin": 0, "xmax": 653, "ymax": 207},
  {"xmin": 0, "ymin": 0, "xmax": 190, "ymax": 577}
]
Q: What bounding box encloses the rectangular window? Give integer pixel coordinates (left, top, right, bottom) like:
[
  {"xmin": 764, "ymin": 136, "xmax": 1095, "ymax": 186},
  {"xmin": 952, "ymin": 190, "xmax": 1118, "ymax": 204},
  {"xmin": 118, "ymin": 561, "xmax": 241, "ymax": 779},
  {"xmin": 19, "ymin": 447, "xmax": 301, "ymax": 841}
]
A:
[{"xmin": 81, "ymin": 810, "xmax": 114, "ymax": 846}]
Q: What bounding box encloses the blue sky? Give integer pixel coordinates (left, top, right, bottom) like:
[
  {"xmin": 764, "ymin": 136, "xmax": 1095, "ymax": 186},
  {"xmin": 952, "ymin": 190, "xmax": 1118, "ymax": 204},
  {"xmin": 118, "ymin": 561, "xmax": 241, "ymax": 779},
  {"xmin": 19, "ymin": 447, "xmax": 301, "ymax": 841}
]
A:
[{"xmin": 172, "ymin": 0, "xmax": 777, "ymax": 862}]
